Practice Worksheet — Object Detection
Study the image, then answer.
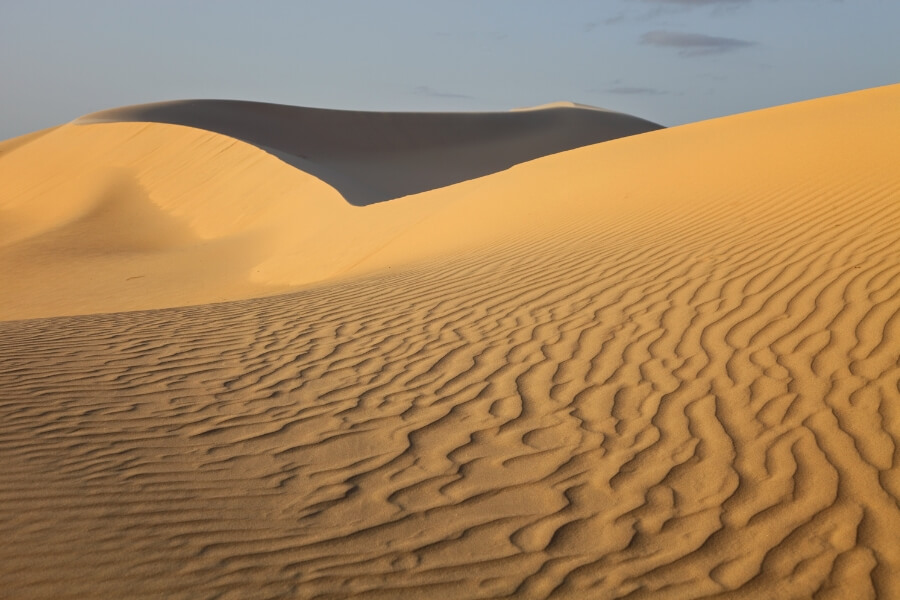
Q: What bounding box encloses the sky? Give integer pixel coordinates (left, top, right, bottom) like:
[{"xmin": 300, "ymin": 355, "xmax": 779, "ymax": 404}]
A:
[{"xmin": 1, "ymin": 0, "xmax": 899, "ymax": 140}]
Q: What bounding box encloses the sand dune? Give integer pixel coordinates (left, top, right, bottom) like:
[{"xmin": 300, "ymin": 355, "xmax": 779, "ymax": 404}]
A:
[
  {"xmin": 78, "ymin": 99, "xmax": 662, "ymax": 206},
  {"xmin": 1, "ymin": 84, "xmax": 899, "ymax": 599},
  {"xmin": 0, "ymin": 102, "xmax": 659, "ymax": 320}
]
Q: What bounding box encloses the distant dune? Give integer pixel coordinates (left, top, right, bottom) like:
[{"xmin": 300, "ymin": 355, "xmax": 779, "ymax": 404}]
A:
[
  {"xmin": 0, "ymin": 85, "xmax": 899, "ymax": 599},
  {"xmin": 78, "ymin": 100, "xmax": 662, "ymax": 206},
  {"xmin": 0, "ymin": 101, "xmax": 659, "ymax": 319}
]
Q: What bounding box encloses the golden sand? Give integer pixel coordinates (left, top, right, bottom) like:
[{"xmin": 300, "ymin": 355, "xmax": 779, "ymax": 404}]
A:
[{"xmin": 0, "ymin": 84, "xmax": 898, "ymax": 599}]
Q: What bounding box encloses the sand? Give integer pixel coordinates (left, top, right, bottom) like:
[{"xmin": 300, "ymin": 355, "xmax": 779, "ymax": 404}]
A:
[
  {"xmin": 0, "ymin": 102, "xmax": 659, "ymax": 320},
  {"xmin": 0, "ymin": 84, "xmax": 898, "ymax": 599},
  {"xmin": 77, "ymin": 100, "xmax": 662, "ymax": 206}
]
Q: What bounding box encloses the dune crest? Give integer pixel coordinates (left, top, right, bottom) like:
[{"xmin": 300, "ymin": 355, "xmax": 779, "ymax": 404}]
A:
[
  {"xmin": 0, "ymin": 101, "xmax": 660, "ymax": 319},
  {"xmin": 510, "ymin": 100, "xmax": 608, "ymax": 111},
  {"xmin": 0, "ymin": 84, "xmax": 899, "ymax": 599},
  {"xmin": 76, "ymin": 99, "xmax": 662, "ymax": 206}
]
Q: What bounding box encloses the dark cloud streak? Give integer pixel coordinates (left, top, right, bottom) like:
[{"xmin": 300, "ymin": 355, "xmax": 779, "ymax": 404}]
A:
[
  {"xmin": 641, "ymin": 30, "xmax": 757, "ymax": 56},
  {"xmin": 605, "ymin": 86, "xmax": 668, "ymax": 95},
  {"xmin": 636, "ymin": 0, "xmax": 750, "ymax": 5}
]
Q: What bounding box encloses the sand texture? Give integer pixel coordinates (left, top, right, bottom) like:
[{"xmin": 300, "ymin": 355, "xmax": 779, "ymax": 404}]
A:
[{"xmin": 1, "ymin": 84, "xmax": 899, "ymax": 599}]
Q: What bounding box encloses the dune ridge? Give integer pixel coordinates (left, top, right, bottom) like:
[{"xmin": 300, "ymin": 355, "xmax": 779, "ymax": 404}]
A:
[
  {"xmin": 76, "ymin": 99, "xmax": 662, "ymax": 206},
  {"xmin": 0, "ymin": 102, "xmax": 660, "ymax": 320},
  {"xmin": 0, "ymin": 84, "xmax": 899, "ymax": 599}
]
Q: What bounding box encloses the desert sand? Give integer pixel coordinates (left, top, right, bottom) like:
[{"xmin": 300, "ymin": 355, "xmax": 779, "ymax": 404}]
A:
[
  {"xmin": 0, "ymin": 84, "xmax": 898, "ymax": 599},
  {"xmin": 0, "ymin": 101, "xmax": 659, "ymax": 319}
]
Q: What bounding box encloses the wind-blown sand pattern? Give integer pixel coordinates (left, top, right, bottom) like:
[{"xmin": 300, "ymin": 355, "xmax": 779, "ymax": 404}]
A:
[{"xmin": 0, "ymin": 84, "xmax": 899, "ymax": 599}]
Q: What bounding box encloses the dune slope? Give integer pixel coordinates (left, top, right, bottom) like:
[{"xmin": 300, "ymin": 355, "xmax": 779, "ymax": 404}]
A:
[
  {"xmin": 0, "ymin": 103, "xmax": 659, "ymax": 320},
  {"xmin": 78, "ymin": 100, "xmax": 662, "ymax": 206},
  {"xmin": 0, "ymin": 84, "xmax": 899, "ymax": 599},
  {"xmin": 0, "ymin": 120, "xmax": 356, "ymax": 318}
]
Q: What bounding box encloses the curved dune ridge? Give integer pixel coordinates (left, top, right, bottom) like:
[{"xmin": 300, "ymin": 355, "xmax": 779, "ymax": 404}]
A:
[
  {"xmin": 0, "ymin": 101, "xmax": 660, "ymax": 319},
  {"xmin": 0, "ymin": 84, "xmax": 899, "ymax": 599},
  {"xmin": 77, "ymin": 99, "xmax": 663, "ymax": 206}
]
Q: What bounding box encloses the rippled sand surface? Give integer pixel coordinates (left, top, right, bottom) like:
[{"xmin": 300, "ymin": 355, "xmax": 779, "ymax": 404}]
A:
[{"xmin": 1, "ymin": 85, "xmax": 898, "ymax": 599}]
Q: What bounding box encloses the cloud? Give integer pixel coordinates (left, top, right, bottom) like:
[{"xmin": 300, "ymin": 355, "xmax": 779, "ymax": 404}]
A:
[
  {"xmin": 410, "ymin": 86, "xmax": 473, "ymax": 100},
  {"xmin": 605, "ymin": 86, "xmax": 668, "ymax": 95},
  {"xmin": 628, "ymin": 0, "xmax": 752, "ymax": 18},
  {"xmin": 433, "ymin": 31, "xmax": 507, "ymax": 42},
  {"xmin": 641, "ymin": 30, "xmax": 757, "ymax": 56},
  {"xmin": 638, "ymin": 0, "xmax": 749, "ymax": 5},
  {"xmin": 584, "ymin": 13, "xmax": 627, "ymax": 30},
  {"xmin": 583, "ymin": 0, "xmax": 724, "ymax": 30}
]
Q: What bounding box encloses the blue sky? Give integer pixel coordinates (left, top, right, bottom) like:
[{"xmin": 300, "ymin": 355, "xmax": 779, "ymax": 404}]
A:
[{"xmin": 1, "ymin": 0, "xmax": 898, "ymax": 139}]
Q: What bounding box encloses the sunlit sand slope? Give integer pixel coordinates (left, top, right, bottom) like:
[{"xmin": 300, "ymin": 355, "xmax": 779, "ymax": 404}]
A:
[
  {"xmin": 0, "ymin": 104, "xmax": 659, "ymax": 320},
  {"xmin": 0, "ymin": 121, "xmax": 332, "ymax": 317},
  {"xmin": 0, "ymin": 84, "xmax": 899, "ymax": 600}
]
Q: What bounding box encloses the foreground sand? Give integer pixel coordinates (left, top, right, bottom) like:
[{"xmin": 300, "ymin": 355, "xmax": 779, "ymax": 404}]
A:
[{"xmin": 1, "ymin": 85, "xmax": 899, "ymax": 599}]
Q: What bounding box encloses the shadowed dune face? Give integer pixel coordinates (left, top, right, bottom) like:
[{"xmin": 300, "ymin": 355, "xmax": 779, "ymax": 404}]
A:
[
  {"xmin": 77, "ymin": 100, "xmax": 663, "ymax": 206},
  {"xmin": 0, "ymin": 85, "xmax": 899, "ymax": 599}
]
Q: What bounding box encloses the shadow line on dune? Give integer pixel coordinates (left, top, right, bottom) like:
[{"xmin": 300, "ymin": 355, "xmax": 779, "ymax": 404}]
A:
[{"xmin": 76, "ymin": 100, "xmax": 662, "ymax": 206}]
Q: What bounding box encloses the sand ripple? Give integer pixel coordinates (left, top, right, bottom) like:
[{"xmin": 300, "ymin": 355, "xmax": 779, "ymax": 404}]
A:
[{"xmin": 1, "ymin": 85, "xmax": 899, "ymax": 598}]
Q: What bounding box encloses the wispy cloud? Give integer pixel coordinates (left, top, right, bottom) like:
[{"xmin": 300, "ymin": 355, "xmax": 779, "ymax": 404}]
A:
[
  {"xmin": 605, "ymin": 86, "xmax": 668, "ymax": 95},
  {"xmin": 433, "ymin": 31, "xmax": 507, "ymax": 42},
  {"xmin": 637, "ymin": 0, "xmax": 750, "ymax": 5},
  {"xmin": 585, "ymin": 0, "xmax": 733, "ymax": 30},
  {"xmin": 410, "ymin": 86, "xmax": 473, "ymax": 100},
  {"xmin": 584, "ymin": 13, "xmax": 627, "ymax": 31},
  {"xmin": 625, "ymin": 0, "xmax": 752, "ymax": 18},
  {"xmin": 641, "ymin": 30, "xmax": 757, "ymax": 56}
]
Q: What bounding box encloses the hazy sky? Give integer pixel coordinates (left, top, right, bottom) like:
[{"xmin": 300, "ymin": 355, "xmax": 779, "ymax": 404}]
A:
[{"xmin": 1, "ymin": 0, "xmax": 898, "ymax": 139}]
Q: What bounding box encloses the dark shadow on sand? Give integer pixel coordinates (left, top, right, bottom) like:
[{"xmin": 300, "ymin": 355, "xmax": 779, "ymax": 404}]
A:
[{"xmin": 79, "ymin": 100, "xmax": 662, "ymax": 206}]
